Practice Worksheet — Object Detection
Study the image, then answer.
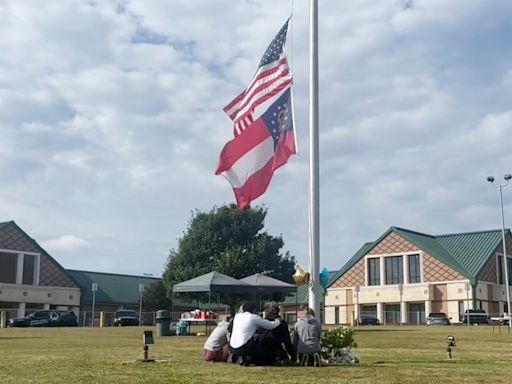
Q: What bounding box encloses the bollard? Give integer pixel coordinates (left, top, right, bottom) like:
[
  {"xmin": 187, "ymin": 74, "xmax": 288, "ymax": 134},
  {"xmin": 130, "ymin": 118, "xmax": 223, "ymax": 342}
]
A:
[
  {"xmin": 139, "ymin": 331, "xmax": 155, "ymax": 363},
  {"xmin": 446, "ymin": 336, "xmax": 456, "ymax": 359},
  {"xmin": 0, "ymin": 311, "xmax": 6, "ymax": 328},
  {"xmin": 100, "ymin": 312, "xmax": 105, "ymax": 328}
]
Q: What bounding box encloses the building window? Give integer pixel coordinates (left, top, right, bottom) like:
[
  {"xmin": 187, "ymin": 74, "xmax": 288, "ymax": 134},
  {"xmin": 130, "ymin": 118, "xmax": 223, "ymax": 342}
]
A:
[
  {"xmin": 0, "ymin": 252, "xmax": 17, "ymax": 284},
  {"xmin": 408, "ymin": 254, "xmax": 421, "ymax": 283},
  {"xmin": 285, "ymin": 313, "xmax": 297, "ymax": 324},
  {"xmin": 385, "ymin": 256, "xmax": 403, "ymax": 285},
  {"xmin": 367, "ymin": 258, "xmax": 380, "ymax": 286},
  {"xmin": 509, "ymin": 257, "xmax": 512, "ymax": 286},
  {"xmin": 22, "ymin": 255, "xmax": 36, "ymax": 285},
  {"xmin": 498, "ymin": 256, "xmax": 503, "ymax": 284},
  {"xmin": 498, "ymin": 256, "xmax": 512, "ymax": 286}
]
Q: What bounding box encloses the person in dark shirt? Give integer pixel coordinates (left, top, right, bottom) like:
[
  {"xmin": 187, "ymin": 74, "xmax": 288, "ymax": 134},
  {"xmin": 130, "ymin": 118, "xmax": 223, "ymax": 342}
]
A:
[{"xmin": 254, "ymin": 303, "xmax": 296, "ymax": 365}]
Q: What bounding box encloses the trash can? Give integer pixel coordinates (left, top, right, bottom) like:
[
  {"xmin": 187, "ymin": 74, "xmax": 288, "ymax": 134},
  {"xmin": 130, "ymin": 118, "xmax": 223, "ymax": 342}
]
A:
[{"xmin": 155, "ymin": 310, "xmax": 171, "ymax": 337}]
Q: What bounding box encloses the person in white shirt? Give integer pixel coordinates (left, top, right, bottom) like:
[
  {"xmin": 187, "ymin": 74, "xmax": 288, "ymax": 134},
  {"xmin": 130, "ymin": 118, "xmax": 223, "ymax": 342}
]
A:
[{"xmin": 229, "ymin": 302, "xmax": 281, "ymax": 365}]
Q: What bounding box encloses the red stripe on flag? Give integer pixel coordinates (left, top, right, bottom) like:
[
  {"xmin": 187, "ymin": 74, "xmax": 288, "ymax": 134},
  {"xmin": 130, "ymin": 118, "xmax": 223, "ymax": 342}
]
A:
[
  {"xmin": 232, "ymin": 157, "xmax": 275, "ymax": 209},
  {"xmin": 232, "ymin": 131, "xmax": 295, "ymax": 209},
  {"xmin": 215, "ymin": 119, "xmax": 270, "ymax": 174}
]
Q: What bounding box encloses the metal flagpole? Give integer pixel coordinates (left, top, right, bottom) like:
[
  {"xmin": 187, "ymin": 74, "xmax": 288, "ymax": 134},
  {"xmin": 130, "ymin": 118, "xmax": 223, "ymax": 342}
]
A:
[{"xmin": 308, "ymin": 0, "xmax": 320, "ymax": 317}]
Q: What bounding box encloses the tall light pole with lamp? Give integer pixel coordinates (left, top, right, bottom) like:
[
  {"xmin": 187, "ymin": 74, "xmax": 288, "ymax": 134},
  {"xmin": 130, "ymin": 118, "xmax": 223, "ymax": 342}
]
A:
[{"xmin": 487, "ymin": 174, "xmax": 512, "ymax": 329}]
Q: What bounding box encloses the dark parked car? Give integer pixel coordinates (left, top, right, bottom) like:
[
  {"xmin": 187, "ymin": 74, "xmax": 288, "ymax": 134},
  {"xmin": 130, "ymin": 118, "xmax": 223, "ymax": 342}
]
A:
[
  {"xmin": 461, "ymin": 309, "xmax": 488, "ymax": 325},
  {"xmin": 7, "ymin": 310, "xmax": 78, "ymax": 327},
  {"xmin": 358, "ymin": 315, "xmax": 380, "ymax": 325},
  {"xmin": 426, "ymin": 312, "xmax": 451, "ymax": 325},
  {"xmin": 112, "ymin": 310, "xmax": 139, "ymax": 326}
]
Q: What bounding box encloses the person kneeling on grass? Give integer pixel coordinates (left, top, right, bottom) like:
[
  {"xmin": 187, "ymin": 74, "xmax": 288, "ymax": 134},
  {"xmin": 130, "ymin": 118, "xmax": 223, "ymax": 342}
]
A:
[
  {"xmin": 254, "ymin": 304, "xmax": 296, "ymax": 365},
  {"xmin": 204, "ymin": 320, "xmax": 231, "ymax": 362},
  {"xmin": 229, "ymin": 302, "xmax": 281, "ymax": 365},
  {"xmin": 293, "ymin": 308, "xmax": 321, "ymax": 365}
]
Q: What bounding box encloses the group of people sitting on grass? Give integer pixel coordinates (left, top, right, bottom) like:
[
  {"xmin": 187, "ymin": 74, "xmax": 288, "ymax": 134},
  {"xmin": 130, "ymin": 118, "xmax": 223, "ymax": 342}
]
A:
[{"xmin": 203, "ymin": 302, "xmax": 321, "ymax": 366}]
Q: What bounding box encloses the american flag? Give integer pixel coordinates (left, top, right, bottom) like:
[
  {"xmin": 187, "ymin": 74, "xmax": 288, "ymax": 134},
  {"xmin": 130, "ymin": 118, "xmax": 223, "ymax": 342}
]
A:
[{"xmin": 223, "ymin": 19, "xmax": 293, "ymax": 137}]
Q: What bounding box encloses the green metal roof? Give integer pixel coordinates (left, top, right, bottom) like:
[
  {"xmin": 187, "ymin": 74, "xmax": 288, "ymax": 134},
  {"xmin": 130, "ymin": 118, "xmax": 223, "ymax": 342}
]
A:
[
  {"xmin": 436, "ymin": 230, "xmax": 506, "ymax": 279},
  {"xmin": 329, "ymin": 226, "xmax": 510, "ymax": 287},
  {"xmin": 281, "ymin": 271, "xmax": 338, "ymax": 305},
  {"xmin": 67, "ymin": 270, "xmax": 162, "ymax": 305}
]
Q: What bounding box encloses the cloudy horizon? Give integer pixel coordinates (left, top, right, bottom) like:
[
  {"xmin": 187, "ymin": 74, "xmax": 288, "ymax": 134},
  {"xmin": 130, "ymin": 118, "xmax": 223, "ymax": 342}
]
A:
[{"xmin": 1, "ymin": 0, "xmax": 511, "ymax": 278}]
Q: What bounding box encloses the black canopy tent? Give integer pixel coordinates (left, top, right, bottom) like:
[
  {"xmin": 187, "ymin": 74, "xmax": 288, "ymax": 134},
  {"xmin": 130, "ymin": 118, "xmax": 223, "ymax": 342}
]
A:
[
  {"xmin": 172, "ymin": 271, "xmax": 253, "ymax": 294},
  {"xmin": 239, "ymin": 273, "xmax": 295, "ymax": 294},
  {"xmin": 239, "ymin": 273, "xmax": 297, "ymax": 313},
  {"xmin": 171, "ymin": 271, "xmax": 254, "ymax": 329}
]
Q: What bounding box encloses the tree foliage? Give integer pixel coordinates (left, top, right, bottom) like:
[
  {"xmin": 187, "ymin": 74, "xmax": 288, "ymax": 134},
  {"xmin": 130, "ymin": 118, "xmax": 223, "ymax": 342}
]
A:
[
  {"xmin": 142, "ymin": 281, "xmax": 172, "ymax": 311},
  {"xmin": 163, "ymin": 204, "xmax": 296, "ymax": 298}
]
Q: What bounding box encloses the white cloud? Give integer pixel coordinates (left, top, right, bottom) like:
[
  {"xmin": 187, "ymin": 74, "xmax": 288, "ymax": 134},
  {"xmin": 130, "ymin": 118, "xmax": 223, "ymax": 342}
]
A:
[
  {"xmin": 1, "ymin": 0, "xmax": 512, "ymax": 275},
  {"xmin": 41, "ymin": 235, "xmax": 90, "ymax": 252}
]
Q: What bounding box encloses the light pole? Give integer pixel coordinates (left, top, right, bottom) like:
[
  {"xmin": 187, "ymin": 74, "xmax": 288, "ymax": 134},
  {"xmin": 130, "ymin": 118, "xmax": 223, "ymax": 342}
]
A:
[
  {"xmin": 91, "ymin": 282, "xmax": 98, "ymax": 327},
  {"xmin": 139, "ymin": 284, "xmax": 145, "ymax": 326},
  {"xmin": 487, "ymin": 174, "xmax": 512, "ymax": 329}
]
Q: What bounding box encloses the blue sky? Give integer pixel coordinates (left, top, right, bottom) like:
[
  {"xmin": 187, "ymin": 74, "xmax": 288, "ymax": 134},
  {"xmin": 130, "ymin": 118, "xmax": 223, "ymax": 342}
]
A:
[{"xmin": 1, "ymin": 0, "xmax": 511, "ymax": 277}]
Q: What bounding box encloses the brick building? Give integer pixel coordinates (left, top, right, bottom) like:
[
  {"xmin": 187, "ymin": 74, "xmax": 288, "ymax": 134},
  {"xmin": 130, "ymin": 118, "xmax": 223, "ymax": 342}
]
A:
[{"xmin": 325, "ymin": 227, "xmax": 512, "ymax": 325}]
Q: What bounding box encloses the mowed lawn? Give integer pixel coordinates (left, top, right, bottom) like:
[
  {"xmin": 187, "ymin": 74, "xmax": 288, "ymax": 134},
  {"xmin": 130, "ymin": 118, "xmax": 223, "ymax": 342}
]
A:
[{"xmin": 1, "ymin": 325, "xmax": 512, "ymax": 384}]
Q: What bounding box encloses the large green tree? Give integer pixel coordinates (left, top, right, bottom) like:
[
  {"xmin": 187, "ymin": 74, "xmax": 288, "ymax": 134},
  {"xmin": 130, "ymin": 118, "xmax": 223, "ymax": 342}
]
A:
[
  {"xmin": 142, "ymin": 281, "xmax": 172, "ymax": 311},
  {"xmin": 163, "ymin": 204, "xmax": 296, "ymax": 301}
]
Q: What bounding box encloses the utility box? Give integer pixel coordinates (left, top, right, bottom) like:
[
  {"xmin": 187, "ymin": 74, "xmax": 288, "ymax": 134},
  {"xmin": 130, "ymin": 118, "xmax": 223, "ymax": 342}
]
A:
[{"xmin": 155, "ymin": 310, "xmax": 172, "ymax": 337}]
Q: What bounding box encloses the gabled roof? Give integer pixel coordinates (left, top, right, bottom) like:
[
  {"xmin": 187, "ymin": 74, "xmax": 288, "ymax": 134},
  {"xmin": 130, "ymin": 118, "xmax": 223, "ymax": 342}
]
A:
[
  {"xmin": 328, "ymin": 226, "xmax": 510, "ymax": 287},
  {"xmin": 0, "ymin": 221, "xmax": 80, "ymax": 288},
  {"xmin": 327, "ymin": 242, "xmax": 375, "ymax": 288},
  {"xmin": 0, "ymin": 221, "xmax": 11, "ymax": 230},
  {"xmin": 282, "ymin": 271, "xmax": 338, "ymax": 305},
  {"xmin": 67, "ymin": 269, "xmax": 162, "ymax": 305}
]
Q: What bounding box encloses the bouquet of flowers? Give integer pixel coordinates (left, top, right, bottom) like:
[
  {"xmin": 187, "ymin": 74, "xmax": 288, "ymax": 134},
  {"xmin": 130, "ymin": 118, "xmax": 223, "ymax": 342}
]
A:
[{"xmin": 320, "ymin": 327, "xmax": 359, "ymax": 365}]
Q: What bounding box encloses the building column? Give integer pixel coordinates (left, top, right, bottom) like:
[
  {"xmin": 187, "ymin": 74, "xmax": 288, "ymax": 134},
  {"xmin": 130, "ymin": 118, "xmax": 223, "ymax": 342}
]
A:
[
  {"xmin": 16, "ymin": 253, "xmax": 24, "ymax": 284},
  {"xmin": 43, "ymin": 304, "xmax": 50, "ymax": 310},
  {"xmin": 17, "ymin": 302, "xmax": 26, "ymax": 318},
  {"xmin": 401, "ymin": 301, "xmax": 407, "ymax": 324},
  {"xmin": 377, "ymin": 302, "xmax": 384, "ymax": 324},
  {"xmin": 425, "ymin": 300, "xmax": 431, "ymax": 317}
]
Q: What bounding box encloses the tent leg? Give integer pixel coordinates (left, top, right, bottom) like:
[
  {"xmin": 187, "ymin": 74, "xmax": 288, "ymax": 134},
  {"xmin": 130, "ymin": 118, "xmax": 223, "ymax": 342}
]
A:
[{"xmin": 208, "ymin": 292, "xmax": 211, "ymax": 335}]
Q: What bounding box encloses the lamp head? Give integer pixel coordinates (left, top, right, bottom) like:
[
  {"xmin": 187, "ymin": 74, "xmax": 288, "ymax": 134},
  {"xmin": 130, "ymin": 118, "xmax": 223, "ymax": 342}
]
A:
[
  {"xmin": 505, "ymin": 174, "xmax": 512, "ymax": 182},
  {"xmin": 487, "ymin": 176, "xmax": 495, "ymax": 183}
]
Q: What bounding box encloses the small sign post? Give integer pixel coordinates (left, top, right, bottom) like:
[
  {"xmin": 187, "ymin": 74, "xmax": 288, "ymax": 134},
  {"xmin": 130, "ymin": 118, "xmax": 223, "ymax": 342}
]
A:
[{"xmin": 140, "ymin": 331, "xmax": 155, "ymax": 363}]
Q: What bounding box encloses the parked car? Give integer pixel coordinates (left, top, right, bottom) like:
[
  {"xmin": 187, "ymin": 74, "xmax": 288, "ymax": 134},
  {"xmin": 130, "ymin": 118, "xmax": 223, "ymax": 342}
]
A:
[
  {"xmin": 112, "ymin": 310, "xmax": 139, "ymax": 326},
  {"xmin": 357, "ymin": 315, "xmax": 380, "ymax": 325},
  {"xmin": 7, "ymin": 310, "xmax": 78, "ymax": 327},
  {"xmin": 426, "ymin": 312, "xmax": 451, "ymax": 325},
  {"xmin": 461, "ymin": 309, "xmax": 489, "ymax": 325}
]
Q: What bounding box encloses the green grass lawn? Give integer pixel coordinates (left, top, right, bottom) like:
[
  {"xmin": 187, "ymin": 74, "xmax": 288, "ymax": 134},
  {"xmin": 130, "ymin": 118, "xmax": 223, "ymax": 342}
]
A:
[{"xmin": 1, "ymin": 325, "xmax": 511, "ymax": 383}]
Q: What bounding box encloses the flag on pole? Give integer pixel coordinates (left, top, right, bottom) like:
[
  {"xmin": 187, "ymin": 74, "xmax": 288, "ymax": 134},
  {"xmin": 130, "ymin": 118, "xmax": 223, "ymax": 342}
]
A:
[
  {"xmin": 223, "ymin": 19, "xmax": 293, "ymax": 137},
  {"xmin": 216, "ymin": 88, "xmax": 296, "ymax": 209}
]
